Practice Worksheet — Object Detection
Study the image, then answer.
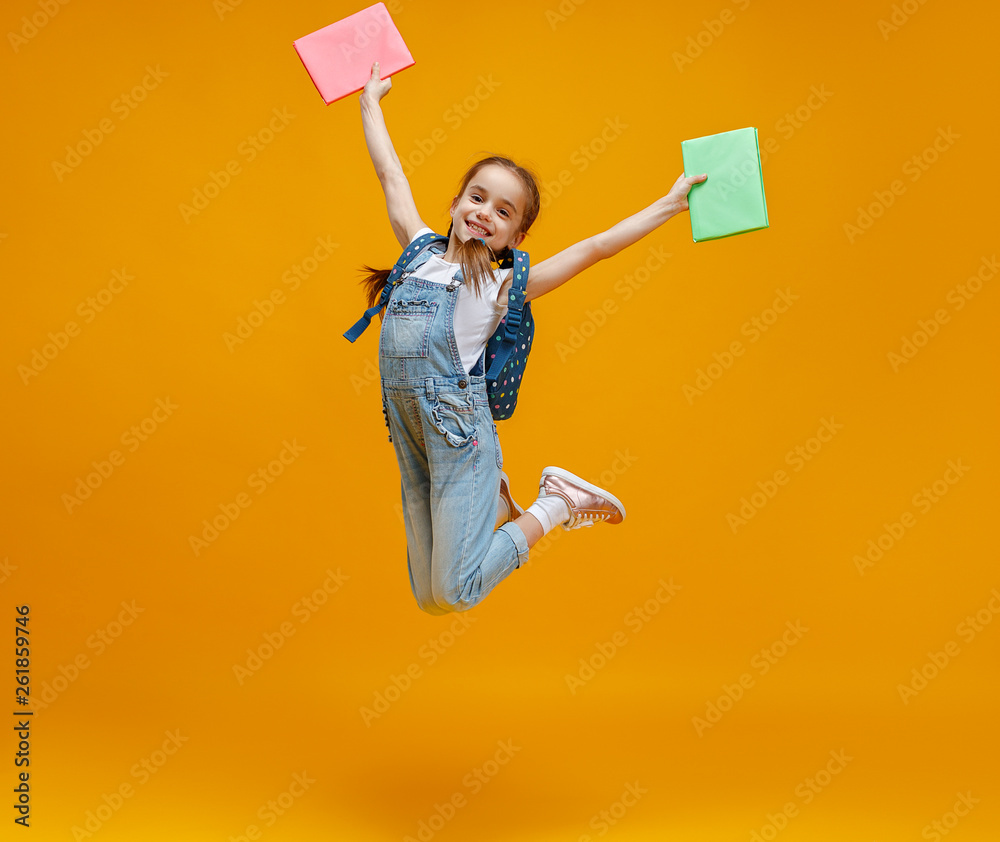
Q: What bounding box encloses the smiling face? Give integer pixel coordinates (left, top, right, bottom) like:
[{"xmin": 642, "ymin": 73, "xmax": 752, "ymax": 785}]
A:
[{"xmin": 449, "ymin": 164, "xmax": 528, "ymax": 253}]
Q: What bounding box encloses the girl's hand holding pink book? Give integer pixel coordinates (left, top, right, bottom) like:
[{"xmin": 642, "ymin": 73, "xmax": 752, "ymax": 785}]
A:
[{"xmin": 361, "ymin": 61, "xmax": 393, "ymax": 104}]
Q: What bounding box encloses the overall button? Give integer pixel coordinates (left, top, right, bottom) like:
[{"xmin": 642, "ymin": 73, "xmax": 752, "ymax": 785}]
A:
[{"xmin": 458, "ymin": 379, "xmax": 467, "ymax": 389}]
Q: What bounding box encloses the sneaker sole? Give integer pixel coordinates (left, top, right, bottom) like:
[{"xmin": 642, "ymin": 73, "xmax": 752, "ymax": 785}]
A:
[{"xmin": 539, "ymin": 465, "xmax": 626, "ymax": 520}]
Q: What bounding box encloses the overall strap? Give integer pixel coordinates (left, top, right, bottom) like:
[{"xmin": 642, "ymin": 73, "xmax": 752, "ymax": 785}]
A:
[
  {"xmin": 343, "ymin": 232, "xmax": 447, "ymax": 343},
  {"xmin": 485, "ymin": 247, "xmax": 531, "ymax": 383}
]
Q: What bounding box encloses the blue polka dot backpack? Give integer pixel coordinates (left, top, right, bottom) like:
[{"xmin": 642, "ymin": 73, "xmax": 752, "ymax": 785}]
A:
[{"xmin": 343, "ymin": 231, "xmax": 534, "ymax": 421}]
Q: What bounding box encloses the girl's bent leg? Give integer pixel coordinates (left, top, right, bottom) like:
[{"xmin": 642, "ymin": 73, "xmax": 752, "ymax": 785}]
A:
[
  {"xmin": 430, "ymin": 511, "xmax": 529, "ymax": 613},
  {"xmin": 426, "ymin": 397, "xmax": 528, "ymax": 612},
  {"xmin": 401, "ymin": 484, "xmax": 448, "ymax": 616},
  {"xmin": 383, "ymin": 391, "xmax": 448, "ymax": 614},
  {"xmin": 513, "ymin": 512, "xmax": 544, "ymax": 547}
]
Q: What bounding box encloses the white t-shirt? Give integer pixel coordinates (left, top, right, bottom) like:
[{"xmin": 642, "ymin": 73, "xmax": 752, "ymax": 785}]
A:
[{"xmin": 407, "ymin": 227, "xmax": 511, "ymax": 375}]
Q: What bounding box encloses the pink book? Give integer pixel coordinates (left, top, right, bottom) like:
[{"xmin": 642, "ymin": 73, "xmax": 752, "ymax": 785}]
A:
[{"xmin": 293, "ymin": 3, "xmax": 415, "ymax": 105}]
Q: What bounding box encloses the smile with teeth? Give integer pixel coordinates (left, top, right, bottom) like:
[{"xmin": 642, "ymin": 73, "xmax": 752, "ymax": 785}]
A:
[{"xmin": 466, "ymin": 221, "xmax": 491, "ymax": 236}]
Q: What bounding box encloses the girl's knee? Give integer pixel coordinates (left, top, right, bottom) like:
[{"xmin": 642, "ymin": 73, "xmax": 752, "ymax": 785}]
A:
[
  {"xmin": 415, "ymin": 595, "xmax": 450, "ymax": 616},
  {"xmin": 430, "ymin": 581, "xmax": 475, "ymax": 614},
  {"xmin": 411, "ymin": 579, "xmax": 449, "ymax": 615}
]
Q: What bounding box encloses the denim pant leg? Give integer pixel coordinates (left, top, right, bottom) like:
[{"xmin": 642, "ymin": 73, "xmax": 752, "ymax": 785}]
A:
[
  {"xmin": 384, "ymin": 391, "xmax": 443, "ymax": 615},
  {"xmin": 387, "ymin": 387, "xmax": 529, "ymax": 614},
  {"xmin": 424, "ymin": 395, "xmax": 529, "ymax": 612}
]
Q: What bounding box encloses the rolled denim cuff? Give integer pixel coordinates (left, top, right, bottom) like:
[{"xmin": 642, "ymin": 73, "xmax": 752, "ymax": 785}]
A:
[{"xmin": 498, "ymin": 521, "xmax": 530, "ymax": 569}]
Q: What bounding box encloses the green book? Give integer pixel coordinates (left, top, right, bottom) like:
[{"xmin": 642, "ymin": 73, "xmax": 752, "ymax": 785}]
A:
[{"xmin": 681, "ymin": 127, "xmax": 769, "ymax": 242}]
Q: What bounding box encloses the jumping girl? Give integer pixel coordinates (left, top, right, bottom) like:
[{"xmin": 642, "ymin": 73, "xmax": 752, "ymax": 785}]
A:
[{"xmin": 351, "ymin": 62, "xmax": 707, "ymax": 615}]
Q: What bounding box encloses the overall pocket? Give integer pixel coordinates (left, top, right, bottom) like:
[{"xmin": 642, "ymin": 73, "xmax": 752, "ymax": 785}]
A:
[
  {"xmin": 430, "ymin": 391, "xmax": 477, "ymax": 447},
  {"xmin": 379, "ymin": 298, "xmax": 438, "ymax": 358}
]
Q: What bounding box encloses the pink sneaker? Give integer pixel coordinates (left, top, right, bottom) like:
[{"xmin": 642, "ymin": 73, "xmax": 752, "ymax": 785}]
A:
[
  {"xmin": 495, "ymin": 471, "xmax": 524, "ymax": 528},
  {"xmin": 539, "ymin": 466, "xmax": 626, "ymax": 530}
]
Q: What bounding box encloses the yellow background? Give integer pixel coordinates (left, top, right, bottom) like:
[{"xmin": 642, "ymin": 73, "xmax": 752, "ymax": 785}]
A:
[{"xmin": 2, "ymin": 0, "xmax": 998, "ymax": 839}]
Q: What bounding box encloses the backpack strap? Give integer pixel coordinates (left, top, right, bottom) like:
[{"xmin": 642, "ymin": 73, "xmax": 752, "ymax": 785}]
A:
[
  {"xmin": 485, "ymin": 248, "xmax": 531, "ymax": 384},
  {"xmin": 343, "ymin": 232, "xmax": 447, "ymax": 343}
]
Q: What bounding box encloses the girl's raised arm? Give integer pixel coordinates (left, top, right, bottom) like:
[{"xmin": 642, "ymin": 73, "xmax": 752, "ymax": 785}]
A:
[
  {"xmin": 524, "ymin": 172, "xmax": 708, "ymax": 301},
  {"xmin": 360, "ymin": 62, "xmax": 427, "ymax": 248}
]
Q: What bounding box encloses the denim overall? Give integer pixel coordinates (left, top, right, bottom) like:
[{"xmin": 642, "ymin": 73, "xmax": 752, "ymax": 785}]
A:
[{"xmin": 379, "ymin": 264, "xmax": 530, "ymax": 615}]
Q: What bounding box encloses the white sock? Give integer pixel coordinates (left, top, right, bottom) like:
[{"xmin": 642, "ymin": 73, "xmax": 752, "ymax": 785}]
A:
[{"xmin": 525, "ymin": 494, "xmax": 571, "ymax": 534}]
